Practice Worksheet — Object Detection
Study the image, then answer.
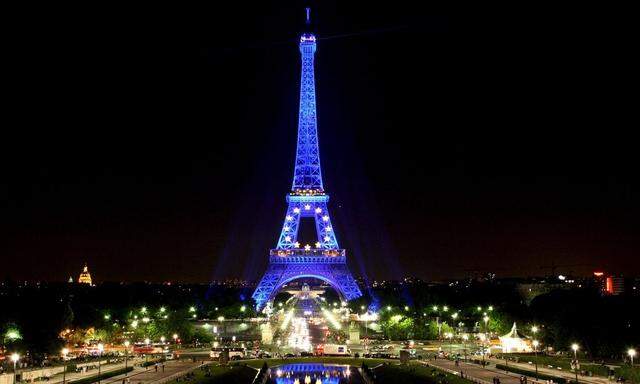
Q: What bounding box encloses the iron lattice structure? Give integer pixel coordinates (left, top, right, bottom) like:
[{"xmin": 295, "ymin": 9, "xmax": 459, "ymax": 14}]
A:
[{"xmin": 252, "ymin": 24, "xmax": 362, "ymax": 311}]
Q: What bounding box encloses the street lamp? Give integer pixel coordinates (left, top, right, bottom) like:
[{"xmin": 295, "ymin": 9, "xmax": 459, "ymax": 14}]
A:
[
  {"xmin": 160, "ymin": 336, "xmax": 166, "ymax": 343},
  {"xmin": 628, "ymin": 348, "xmax": 636, "ymax": 366},
  {"xmin": 363, "ymin": 312, "xmax": 369, "ymax": 353},
  {"xmin": 446, "ymin": 332, "xmax": 453, "ymax": 355},
  {"xmin": 97, "ymin": 343, "xmax": 104, "ymax": 384},
  {"xmin": 532, "ymin": 340, "xmax": 540, "ymax": 379},
  {"xmin": 571, "ymin": 343, "xmax": 580, "ymax": 384},
  {"xmin": 61, "ymin": 348, "xmax": 70, "ymax": 384},
  {"xmin": 531, "ymin": 326, "xmax": 539, "ymax": 379},
  {"xmin": 462, "ymin": 334, "xmax": 469, "ymax": 362},
  {"xmin": 144, "ymin": 338, "xmax": 151, "ymax": 364},
  {"xmin": 11, "ymin": 353, "xmax": 20, "ymax": 384},
  {"xmin": 479, "ymin": 334, "xmax": 486, "ymax": 368},
  {"xmin": 172, "ymin": 333, "xmax": 178, "ymax": 344},
  {"xmin": 124, "ymin": 341, "xmax": 130, "ymax": 376}
]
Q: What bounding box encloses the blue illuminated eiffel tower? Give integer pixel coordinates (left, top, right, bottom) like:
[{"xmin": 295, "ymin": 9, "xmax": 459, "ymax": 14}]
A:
[{"xmin": 252, "ymin": 9, "xmax": 362, "ymax": 311}]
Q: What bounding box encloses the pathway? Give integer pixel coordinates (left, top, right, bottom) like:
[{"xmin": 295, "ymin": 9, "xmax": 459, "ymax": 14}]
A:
[
  {"xmin": 423, "ymin": 358, "xmax": 523, "ymax": 384},
  {"xmin": 486, "ymin": 357, "xmax": 612, "ymax": 384},
  {"xmin": 102, "ymin": 359, "xmax": 207, "ymax": 384}
]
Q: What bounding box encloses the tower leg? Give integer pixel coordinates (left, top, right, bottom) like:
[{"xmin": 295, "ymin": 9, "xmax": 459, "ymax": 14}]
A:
[
  {"xmin": 253, "ymin": 264, "xmax": 286, "ymax": 311},
  {"xmin": 253, "ymin": 262, "xmax": 362, "ymax": 311}
]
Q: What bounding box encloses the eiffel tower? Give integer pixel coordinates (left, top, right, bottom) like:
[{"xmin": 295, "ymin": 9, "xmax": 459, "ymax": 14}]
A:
[{"xmin": 252, "ymin": 9, "xmax": 362, "ymax": 311}]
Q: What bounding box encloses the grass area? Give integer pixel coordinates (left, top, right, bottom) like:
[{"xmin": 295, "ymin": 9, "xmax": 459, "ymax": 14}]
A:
[
  {"xmin": 373, "ymin": 362, "xmax": 474, "ymax": 384},
  {"xmin": 68, "ymin": 367, "xmax": 133, "ymax": 384},
  {"xmin": 236, "ymin": 356, "xmax": 395, "ymax": 369},
  {"xmin": 506, "ymin": 353, "xmax": 610, "ymax": 377},
  {"xmin": 614, "ymin": 366, "xmax": 640, "ymax": 383},
  {"xmin": 164, "ymin": 365, "xmax": 256, "ymax": 384},
  {"xmin": 496, "ymin": 364, "xmax": 567, "ymax": 384}
]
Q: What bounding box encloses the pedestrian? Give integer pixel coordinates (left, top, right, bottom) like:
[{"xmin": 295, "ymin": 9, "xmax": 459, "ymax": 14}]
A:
[
  {"xmin": 162, "ymin": 364, "xmax": 165, "ymax": 372},
  {"xmin": 155, "ymin": 364, "xmax": 158, "ymax": 372}
]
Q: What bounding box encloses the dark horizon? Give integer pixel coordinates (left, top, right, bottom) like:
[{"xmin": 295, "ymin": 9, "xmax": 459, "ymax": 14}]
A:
[{"xmin": 2, "ymin": 4, "xmax": 638, "ymax": 283}]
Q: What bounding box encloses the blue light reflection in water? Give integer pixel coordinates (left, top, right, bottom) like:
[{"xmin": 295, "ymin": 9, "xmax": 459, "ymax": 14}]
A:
[{"xmin": 270, "ymin": 363, "xmax": 352, "ymax": 384}]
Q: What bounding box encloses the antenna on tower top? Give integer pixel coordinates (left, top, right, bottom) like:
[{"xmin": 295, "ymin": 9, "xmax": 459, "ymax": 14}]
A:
[{"xmin": 305, "ymin": 7, "xmax": 311, "ymax": 25}]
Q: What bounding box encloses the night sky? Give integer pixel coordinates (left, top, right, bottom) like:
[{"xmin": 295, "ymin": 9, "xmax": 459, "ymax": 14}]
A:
[{"xmin": 2, "ymin": 4, "xmax": 637, "ymax": 282}]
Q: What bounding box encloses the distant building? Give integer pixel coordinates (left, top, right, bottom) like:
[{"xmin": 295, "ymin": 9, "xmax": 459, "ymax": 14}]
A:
[
  {"xmin": 603, "ymin": 276, "xmax": 624, "ymax": 295},
  {"xmin": 593, "ymin": 271, "xmax": 625, "ymax": 296},
  {"xmin": 78, "ymin": 264, "xmax": 93, "ymax": 285}
]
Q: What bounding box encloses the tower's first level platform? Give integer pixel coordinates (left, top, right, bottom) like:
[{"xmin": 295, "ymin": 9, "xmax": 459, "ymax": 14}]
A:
[{"xmin": 270, "ymin": 248, "xmax": 345, "ymax": 264}]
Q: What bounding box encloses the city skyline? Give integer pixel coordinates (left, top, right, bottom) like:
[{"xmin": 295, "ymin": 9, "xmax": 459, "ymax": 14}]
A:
[{"xmin": 2, "ymin": 4, "xmax": 637, "ymax": 283}]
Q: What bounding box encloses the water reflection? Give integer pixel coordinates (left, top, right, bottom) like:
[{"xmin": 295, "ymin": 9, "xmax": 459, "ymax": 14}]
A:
[{"xmin": 271, "ymin": 363, "xmax": 352, "ymax": 384}]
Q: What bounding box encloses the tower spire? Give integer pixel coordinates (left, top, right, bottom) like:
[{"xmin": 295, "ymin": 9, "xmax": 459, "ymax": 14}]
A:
[{"xmin": 292, "ymin": 11, "xmax": 322, "ymax": 192}]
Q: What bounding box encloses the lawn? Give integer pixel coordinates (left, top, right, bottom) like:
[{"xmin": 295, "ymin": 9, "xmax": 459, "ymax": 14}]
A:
[
  {"xmin": 506, "ymin": 353, "xmax": 611, "ymax": 377},
  {"xmin": 164, "ymin": 365, "xmax": 257, "ymax": 384},
  {"xmin": 372, "ymin": 362, "xmax": 475, "ymax": 384},
  {"xmin": 614, "ymin": 366, "xmax": 640, "ymax": 383}
]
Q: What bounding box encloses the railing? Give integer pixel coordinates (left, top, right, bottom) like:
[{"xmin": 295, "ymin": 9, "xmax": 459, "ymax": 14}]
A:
[
  {"xmin": 270, "ymin": 249, "xmax": 345, "ymax": 257},
  {"xmin": 269, "ymin": 255, "xmax": 346, "ymax": 264}
]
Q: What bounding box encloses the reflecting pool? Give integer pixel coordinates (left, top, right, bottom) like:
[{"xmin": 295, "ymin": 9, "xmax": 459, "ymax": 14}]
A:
[{"xmin": 270, "ymin": 363, "xmax": 353, "ymax": 384}]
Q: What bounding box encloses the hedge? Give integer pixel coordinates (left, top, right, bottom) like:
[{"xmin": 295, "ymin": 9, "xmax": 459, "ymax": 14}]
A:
[
  {"xmin": 495, "ymin": 364, "xmax": 567, "ymax": 384},
  {"xmin": 69, "ymin": 367, "xmax": 133, "ymax": 384}
]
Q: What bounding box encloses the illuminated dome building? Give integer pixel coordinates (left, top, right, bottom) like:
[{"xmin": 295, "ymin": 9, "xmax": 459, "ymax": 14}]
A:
[{"xmin": 78, "ymin": 264, "xmax": 93, "ymax": 285}]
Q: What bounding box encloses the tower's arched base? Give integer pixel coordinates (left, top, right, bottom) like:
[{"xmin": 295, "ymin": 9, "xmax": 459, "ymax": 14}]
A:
[{"xmin": 252, "ymin": 254, "xmax": 361, "ymax": 311}]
